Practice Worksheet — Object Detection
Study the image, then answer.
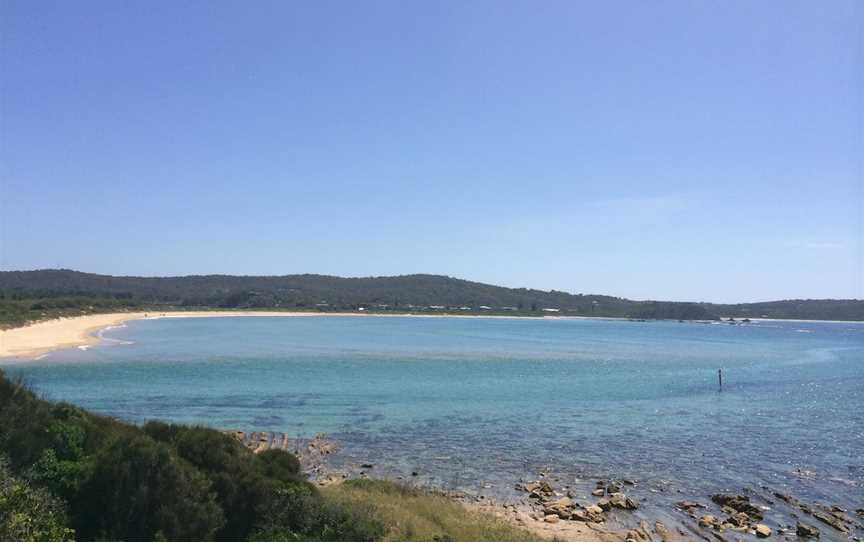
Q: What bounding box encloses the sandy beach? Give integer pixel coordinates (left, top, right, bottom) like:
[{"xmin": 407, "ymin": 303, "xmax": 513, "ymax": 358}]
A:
[
  {"xmin": 2, "ymin": 309, "xmax": 846, "ymax": 361},
  {"xmin": 0, "ymin": 312, "xmax": 149, "ymax": 359},
  {"xmin": 0, "ymin": 310, "xmax": 543, "ymax": 359}
]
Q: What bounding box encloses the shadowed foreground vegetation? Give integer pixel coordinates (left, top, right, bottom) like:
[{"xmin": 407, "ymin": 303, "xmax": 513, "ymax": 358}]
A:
[{"xmin": 0, "ymin": 370, "xmax": 536, "ymax": 542}]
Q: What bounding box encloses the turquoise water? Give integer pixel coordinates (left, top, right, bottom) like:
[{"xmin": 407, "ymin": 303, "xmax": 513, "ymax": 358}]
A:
[{"xmin": 4, "ymin": 316, "xmax": 863, "ymax": 529}]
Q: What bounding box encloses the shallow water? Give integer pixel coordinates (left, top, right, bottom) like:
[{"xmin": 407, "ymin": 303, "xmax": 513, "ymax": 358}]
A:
[{"xmin": 4, "ymin": 316, "xmax": 863, "ymax": 535}]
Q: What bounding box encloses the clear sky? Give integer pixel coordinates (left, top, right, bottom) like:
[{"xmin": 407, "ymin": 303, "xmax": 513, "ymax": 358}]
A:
[{"xmin": 1, "ymin": 1, "xmax": 861, "ymax": 303}]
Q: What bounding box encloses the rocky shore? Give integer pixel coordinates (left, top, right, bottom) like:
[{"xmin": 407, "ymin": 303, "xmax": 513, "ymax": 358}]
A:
[{"xmin": 226, "ymin": 430, "xmax": 864, "ymax": 542}]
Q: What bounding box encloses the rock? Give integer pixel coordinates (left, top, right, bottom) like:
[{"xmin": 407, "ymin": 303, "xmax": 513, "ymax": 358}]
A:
[
  {"xmin": 583, "ymin": 504, "xmax": 605, "ymax": 522},
  {"xmin": 544, "ymin": 514, "xmax": 560, "ymax": 523},
  {"xmin": 711, "ymin": 493, "xmax": 764, "ymax": 521},
  {"xmin": 812, "ymin": 509, "xmax": 849, "ymax": 533},
  {"xmin": 699, "ymin": 515, "xmax": 718, "ymax": 528},
  {"xmin": 626, "ymin": 521, "xmax": 653, "ymax": 542},
  {"xmin": 526, "ymin": 480, "xmax": 555, "ymax": 499},
  {"xmin": 773, "ymin": 492, "xmax": 802, "ymax": 510},
  {"xmin": 570, "ymin": 510, "xmax": 588, "ymax": 522},
  {"xmin": 548, "ymin": 496, "xmax": 572, "ymax": 508},
  {"xmin": 592, "ymin": 488, "xmax": 605, "ymax": 496},
  {"xmin": 856, "ymin": 508, "xmax": 864, "ymax": 518},
  {"xmin": 597, "ymin": 498, "xmax": 611, "ymax": 511},
  {"xmin": 654, "ymin": 521, "xmax": 681, "ymax": 542},
  {"xmin": 360, "ymin": 463, "xmax": 373, "ymax": 469},
  {"xmin": 754, "ymin": 524, "xmax": 772, "ymax": 538},
  {"xmin": 534, "ymin": 480, "xmax": 555, "ymax": 495},
  {"xmin": 608, "ymin": 492, "xmax": 639, "ymax": 510},
  {"xmin": 543, "ymin": 497, "xmax": 574, "ymax": 519},
  {"xmin": 411, "ymin": 471, "xmax": 418, "ymax": 476},
  {"xmin": 796, "ymin": 522, "xmax": 820, "ymax": 538},
  {"xmin": 728, "ymin": 512, "xmax": 750, "ymax": 528},
  {"xmin": 677, "ymin": 500, "xmax": 705, "ymax": 511},
  {"xmin": 607, "ymin": 481, "xmax": 624, "ymax": 494}
]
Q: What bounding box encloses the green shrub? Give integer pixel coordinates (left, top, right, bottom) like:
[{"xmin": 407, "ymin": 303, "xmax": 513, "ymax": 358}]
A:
[
  {"xmin": 142, "ymin": 423, "xmax": 378, "ymax": 542},
  {"xmin": 0, "ymin": 458, "xmax": 75, "ymax": 542},
  {"xmin": 253, "ymin": 483, "xmax": 384, "ymax": 542},
  {"xmin": 0, "ymin": 372, "xmax": 384, "ymax": 542},
  {"xmin": 77, "ymin": 435, "xmax": 224, "ymax": 542}
]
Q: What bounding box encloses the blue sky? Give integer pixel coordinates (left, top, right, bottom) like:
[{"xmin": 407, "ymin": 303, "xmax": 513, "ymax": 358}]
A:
[{"xmin": 0, "ymin": 1, "xmax": 861, "ymax": 303}]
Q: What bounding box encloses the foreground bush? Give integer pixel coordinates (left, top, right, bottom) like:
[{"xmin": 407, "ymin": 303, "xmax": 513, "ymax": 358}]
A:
[
  {"xmin": 0, "ymin": 370, "xmax": 534, "ymax": 542},
  {"xmin": 0, "ymin": 458, "xmax": 75, "ymax": 542},
  {"xmin": 0, "ymin": 371, "xmax": 382, "ymax": 542}
]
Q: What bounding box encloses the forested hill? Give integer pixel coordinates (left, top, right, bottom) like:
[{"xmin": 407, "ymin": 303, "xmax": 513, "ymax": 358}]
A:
[
  {"xmin": 1, "ymin": 269, "xmax": 863, "ymax": 322},
  {"xmin": 0, "ymin": 269, "xmax": 711, "ymax": 320}
]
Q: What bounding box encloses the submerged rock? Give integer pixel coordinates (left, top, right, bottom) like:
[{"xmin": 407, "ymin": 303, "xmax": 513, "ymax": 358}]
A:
[
  {"xmin": 711, "ymin": 493, "xmax": 764, "ymax": 521},
  {"xmin": 727, "ymin": 512, "xmax": 750, "ymax": 528},
  {"xmin": 812, "ymin": 509, "xmax": 850, "ymax": 533},
  {"xmin": 772, "ymin": 492, "xmax": 798, "ymax": 506},
  {"xmin": 796, "ymin": 522, "xmax": 820, "ymax": 538}
]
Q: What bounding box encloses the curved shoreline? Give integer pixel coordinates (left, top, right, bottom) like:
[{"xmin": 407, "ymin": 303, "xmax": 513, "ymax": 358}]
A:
[
  {"xmin": 0, "ymin": 310, "xmax": 551, "ymax": 360},
  {"xmin": 3, "ymin": 310, "xmax": 856, "ymax": 361},
  {"xmin": 0, "ymin": 312, "xmax": 148, "ymax": 359}
]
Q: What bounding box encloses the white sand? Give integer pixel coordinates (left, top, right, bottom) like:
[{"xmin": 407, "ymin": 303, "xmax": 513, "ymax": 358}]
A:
[
  {"xmin": 0, "ymin": 310, "xmax": 545, "ymax": 359},
  {"xmin": 0, "ymin": 312, "xmax": 149, "ymax": 359}
]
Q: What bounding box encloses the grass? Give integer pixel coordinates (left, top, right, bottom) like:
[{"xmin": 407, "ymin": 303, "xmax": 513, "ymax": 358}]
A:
[{"xmin": 322, "ymin": 479, "xmax": 542, "ymax": 542}]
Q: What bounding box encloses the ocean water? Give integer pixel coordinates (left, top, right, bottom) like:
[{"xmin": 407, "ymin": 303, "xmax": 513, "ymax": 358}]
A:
[{"xmin": 4, "ymin": 316, "xmax": 863, "ymax": 533}]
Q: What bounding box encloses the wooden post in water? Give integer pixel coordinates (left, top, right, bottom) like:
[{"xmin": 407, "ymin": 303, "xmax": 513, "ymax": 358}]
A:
[{"xmin": 718, "ymin": 368, "xmax": 723, "ymax": 391}]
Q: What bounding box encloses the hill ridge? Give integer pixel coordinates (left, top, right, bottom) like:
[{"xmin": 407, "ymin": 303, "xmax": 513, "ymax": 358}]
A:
[{"xmin": 1, "ymin": 269, "xmax": 863, "ymax": 321}]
